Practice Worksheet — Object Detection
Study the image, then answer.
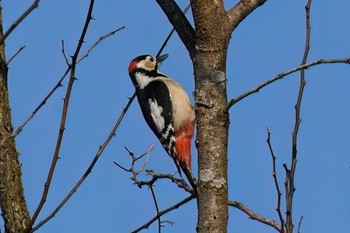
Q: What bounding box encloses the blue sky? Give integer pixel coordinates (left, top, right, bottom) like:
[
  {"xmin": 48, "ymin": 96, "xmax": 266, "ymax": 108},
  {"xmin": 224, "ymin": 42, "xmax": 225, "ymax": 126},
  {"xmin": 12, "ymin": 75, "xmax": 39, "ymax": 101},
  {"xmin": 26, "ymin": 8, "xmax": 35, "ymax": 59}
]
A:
[{"xmin": 1, "ymin": 0, "xmax": 350, "ymax": 232}]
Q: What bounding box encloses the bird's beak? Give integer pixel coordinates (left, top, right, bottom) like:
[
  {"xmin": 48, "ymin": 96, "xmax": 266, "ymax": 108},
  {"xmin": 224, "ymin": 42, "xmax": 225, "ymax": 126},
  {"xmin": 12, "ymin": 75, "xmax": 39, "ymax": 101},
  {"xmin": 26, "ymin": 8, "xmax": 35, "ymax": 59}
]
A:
[{"xmin": 156, "ymin": 54, "xmax": 169, "ymax": 64}]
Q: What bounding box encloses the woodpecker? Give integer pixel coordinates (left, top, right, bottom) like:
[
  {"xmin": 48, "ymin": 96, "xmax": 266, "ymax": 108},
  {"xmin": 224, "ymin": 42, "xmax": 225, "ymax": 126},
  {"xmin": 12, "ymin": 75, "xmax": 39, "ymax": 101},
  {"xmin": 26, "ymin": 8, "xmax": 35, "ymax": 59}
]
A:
[{"xmin": 128, "ymin": 54, "xmax": 197, "ymax": 191}]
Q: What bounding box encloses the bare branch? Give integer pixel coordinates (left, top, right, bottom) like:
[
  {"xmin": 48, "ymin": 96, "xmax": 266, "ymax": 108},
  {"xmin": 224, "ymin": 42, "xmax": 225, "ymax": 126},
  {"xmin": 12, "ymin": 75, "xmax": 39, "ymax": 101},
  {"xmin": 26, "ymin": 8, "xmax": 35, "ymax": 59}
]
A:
[
  {"xmin": 297, "ymin": 216, "xmax": 304, "ymax": 233},
  {"xmin": 227, "ymin": 57, "xmax": 350, "ymax": 108},
  {"xmin": 132, "ymin": 195, "xmax": 195, "ymax": 233},
  {"xmin": 113, "ymin": 161, "xmax": 131, "ymax": 172},
  {"xmin": 283, "ymin": 163, "xmax": 295, "ymax": 233},
  {"xmin": 292, "ymin": 0, "xmax": 312, "ymax": 160},
  {"xmin": 61, "ymin": 40, "xmax": 70, "ymax": 66},
  {"xmin": 28, "ymin": 0, "xmax": 96, "ymax": 230},
  {"xmin": 266, "ymin": 128, "xmax": 285, "ymax": 232},
  {"xmin": 229, "ymin": 200, "xmax": 282, "ymax": 232},
  {"xmin": 31, "ymin": 93, "xmax": 137, "ymax": 232},
  {"xmin": 118, "ymin": 144, "xmax": 154, "ymax": 178},
  {"xmin": 285, "ymin": 1, "xmax": 312, "ymax": 232},
  {"xmin": 6, "ymin": 45, "xmax": 26, "ymax": 65},
  {"xmin": 155, "ymin": 0, "xmax": 195, "ymax": 58},
  {"xmin": 0, "ymin": 0, "xmax": 40, "ymax": 45}
]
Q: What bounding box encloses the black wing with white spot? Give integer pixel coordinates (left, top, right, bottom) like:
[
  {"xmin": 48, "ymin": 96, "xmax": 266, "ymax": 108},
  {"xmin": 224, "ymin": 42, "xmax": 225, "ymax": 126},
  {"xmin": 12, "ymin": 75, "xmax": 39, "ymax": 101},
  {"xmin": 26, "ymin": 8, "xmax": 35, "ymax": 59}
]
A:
[{"xmin": 136, "ymin": 80, "xmax": 180, "ymax": 172}]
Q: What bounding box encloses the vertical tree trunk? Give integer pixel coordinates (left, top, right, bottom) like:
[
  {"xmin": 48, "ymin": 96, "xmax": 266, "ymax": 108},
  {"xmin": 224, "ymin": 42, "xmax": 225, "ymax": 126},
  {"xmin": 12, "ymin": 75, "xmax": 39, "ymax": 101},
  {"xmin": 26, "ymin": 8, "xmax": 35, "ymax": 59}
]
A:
[
  {"xmin": 194, "ymin": 52, "xmax": 230, "ymax": 233},
  {"xmin": 0, "ymin": 5, "xmax": 31, "ymax": 233},
  {"xmin": 191, "ymin": 2, "xmax": 231, "ymax": 232}
]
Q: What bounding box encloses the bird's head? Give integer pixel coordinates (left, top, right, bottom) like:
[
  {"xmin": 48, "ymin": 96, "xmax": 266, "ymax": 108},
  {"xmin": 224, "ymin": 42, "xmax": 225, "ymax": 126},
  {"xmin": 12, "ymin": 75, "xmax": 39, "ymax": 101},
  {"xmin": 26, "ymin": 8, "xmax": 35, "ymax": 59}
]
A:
[{"xmin": 128, "ymin": 54, "xmax": 168, "ymax": 89}]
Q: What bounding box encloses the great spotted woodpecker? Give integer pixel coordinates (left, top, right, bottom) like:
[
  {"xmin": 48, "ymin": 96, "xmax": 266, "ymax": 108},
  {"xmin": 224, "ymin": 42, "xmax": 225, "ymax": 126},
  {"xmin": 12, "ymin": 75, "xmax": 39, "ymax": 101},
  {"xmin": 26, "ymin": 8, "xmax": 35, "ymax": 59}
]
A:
[{"xmin": 128, "ymin": 54, "xmax": 197, "ymax": 191}]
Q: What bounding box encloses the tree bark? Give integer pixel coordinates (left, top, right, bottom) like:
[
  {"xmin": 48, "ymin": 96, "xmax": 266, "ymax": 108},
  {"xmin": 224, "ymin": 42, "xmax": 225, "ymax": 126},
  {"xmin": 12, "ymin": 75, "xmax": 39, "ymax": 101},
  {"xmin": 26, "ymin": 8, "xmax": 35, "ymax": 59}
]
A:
[
  {"xmin": 0, "ymin": 5, "xmax": 31, "ymax": 233},
  {"xmin": 191, "ymin": 1, "xmax": 231, "ymax": 232}
]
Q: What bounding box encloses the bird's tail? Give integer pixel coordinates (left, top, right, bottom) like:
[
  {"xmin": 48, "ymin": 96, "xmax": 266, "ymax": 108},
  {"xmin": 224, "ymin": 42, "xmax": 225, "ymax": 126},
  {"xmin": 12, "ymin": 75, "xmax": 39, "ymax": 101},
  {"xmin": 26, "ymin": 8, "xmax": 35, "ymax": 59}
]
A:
[
  {"xmin": 175, "ymin": 122, "xmax": 197, "ymax": 193},
  {"xmin": 181, "ymin": 161, "xmax": 198, "ymax": 194}
]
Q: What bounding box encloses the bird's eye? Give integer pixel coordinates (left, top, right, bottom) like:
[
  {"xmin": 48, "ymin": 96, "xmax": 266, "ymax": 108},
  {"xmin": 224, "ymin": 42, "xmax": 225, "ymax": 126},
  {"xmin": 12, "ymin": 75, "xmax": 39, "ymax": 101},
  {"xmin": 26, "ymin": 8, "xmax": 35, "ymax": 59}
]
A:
[{"xmin": 149, "ymin": 57, "xmax": 155, "ymax": 62}]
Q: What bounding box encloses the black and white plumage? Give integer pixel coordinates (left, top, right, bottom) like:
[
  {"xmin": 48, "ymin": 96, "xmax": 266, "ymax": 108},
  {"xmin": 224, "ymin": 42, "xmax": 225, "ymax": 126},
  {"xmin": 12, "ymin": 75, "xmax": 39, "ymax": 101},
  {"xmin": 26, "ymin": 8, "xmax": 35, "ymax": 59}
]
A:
[
  {"xmin": 139, "ymin": 80, "xmax": 177, "ymax": 158},
  {"xmin": 128, "ymin": 54, "xmax": 197, "ymax": 191}
]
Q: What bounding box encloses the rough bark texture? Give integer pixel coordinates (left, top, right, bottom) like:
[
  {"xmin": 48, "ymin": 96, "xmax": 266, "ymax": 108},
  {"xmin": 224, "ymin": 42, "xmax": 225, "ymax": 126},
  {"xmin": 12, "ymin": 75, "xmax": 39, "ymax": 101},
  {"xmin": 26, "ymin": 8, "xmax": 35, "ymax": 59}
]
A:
[
  {"xmin": 191, "ymin": 2, "xmax": 231, "ymax": 232},
  {"xmin": 0, "ymin": 5, "xmax": 31, "ymax": 233}
]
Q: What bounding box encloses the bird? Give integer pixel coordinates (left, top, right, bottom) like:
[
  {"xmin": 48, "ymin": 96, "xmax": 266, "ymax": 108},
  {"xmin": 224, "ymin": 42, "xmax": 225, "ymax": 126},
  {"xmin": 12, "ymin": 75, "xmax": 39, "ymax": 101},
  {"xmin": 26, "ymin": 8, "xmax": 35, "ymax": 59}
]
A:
[{"xmin": 128, "ymin": 54, "xmax": 197, "ymax": 192}]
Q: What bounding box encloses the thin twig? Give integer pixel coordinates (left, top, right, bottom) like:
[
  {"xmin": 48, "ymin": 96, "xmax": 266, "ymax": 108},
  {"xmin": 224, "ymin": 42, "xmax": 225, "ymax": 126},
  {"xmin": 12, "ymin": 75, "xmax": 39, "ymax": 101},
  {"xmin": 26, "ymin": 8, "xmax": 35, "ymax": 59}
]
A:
[
  {"xmin": 161, "ymin": 220, "xmax": 174, "ymax": 227},
  {"xmin": 297, "ymin": 216, "xmax": 304, "ymax": 233},
  {"xmin": 0, "ymin": 0, "xmax": 40, "ymax": 45},
  {"xmin": 229, "ymin": 200, "xmax": 282, "ymax": 232},
  {"xmin": 131, "ymin": 195, "xmax": 195, "ymax": 233},
  {"xmin": 28, "ymin": 0, "xmax": 96, "ymax": 231},
  {"xmin": 266, "ymin": 128, "xmax": 285, "ymax": 232},
  {"xmin": 31, "ymin": 93, "xmax": 137, "ymax": 232},
  {"xmin": 78, "ymin": 26, "xmax": 125, "ymax": 63},
  {"xmin": 116, "ymin": 144, "xmax": 154, "ymax": 177},
  {"xmin": 149, "ymin": 186, "xmax": 162, "ymax": 233},
  {"xmin": 6, "ymin": 45, "xmax": 26, "ymax": 65},
  {"xmin": 285, "ymin": 1, "xmax": 312, "ymax": 232},
  {"xmin": 227, "ymin": 57, "xmax": 350, "ymax": 108},
  {"xmin": 61, "ymin": 40, "xmax": 70, "ymax": 66},
  {"xmin": 292, "ymin": 0, "xmax": 312, "ymax": 160}
]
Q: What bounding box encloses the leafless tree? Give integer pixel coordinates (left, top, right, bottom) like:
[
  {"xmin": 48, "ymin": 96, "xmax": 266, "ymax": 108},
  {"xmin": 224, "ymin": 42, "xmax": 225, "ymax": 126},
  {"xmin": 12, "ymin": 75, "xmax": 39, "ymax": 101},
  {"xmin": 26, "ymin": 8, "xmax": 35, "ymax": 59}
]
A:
[{"xmin": 0, "ymin": 0, "xmax": 349, "ymax": 233}]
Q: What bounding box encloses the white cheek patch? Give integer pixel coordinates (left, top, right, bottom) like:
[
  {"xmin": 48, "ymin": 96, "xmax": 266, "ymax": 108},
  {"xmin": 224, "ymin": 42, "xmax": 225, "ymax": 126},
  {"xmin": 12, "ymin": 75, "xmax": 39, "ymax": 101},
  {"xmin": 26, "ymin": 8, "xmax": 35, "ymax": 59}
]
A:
[{"xmin": 148, "ymin": 99, "xmax": 165, "ymax": 133}]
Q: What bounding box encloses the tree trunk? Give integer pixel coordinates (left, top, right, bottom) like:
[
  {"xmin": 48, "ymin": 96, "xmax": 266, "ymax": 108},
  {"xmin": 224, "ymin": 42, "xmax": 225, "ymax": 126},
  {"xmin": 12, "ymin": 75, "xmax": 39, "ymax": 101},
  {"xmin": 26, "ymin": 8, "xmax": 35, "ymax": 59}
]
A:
[
  {"xmin": 0, "ymin": 5, "xmax": 31, "ymax": 233},
  {"xmin": 194, "ymin": 52, "xmax": 230, "ymax": 233},
  {"xmin": 191, "ymin": 2, "xmax": 231, "ymax": 232}
]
